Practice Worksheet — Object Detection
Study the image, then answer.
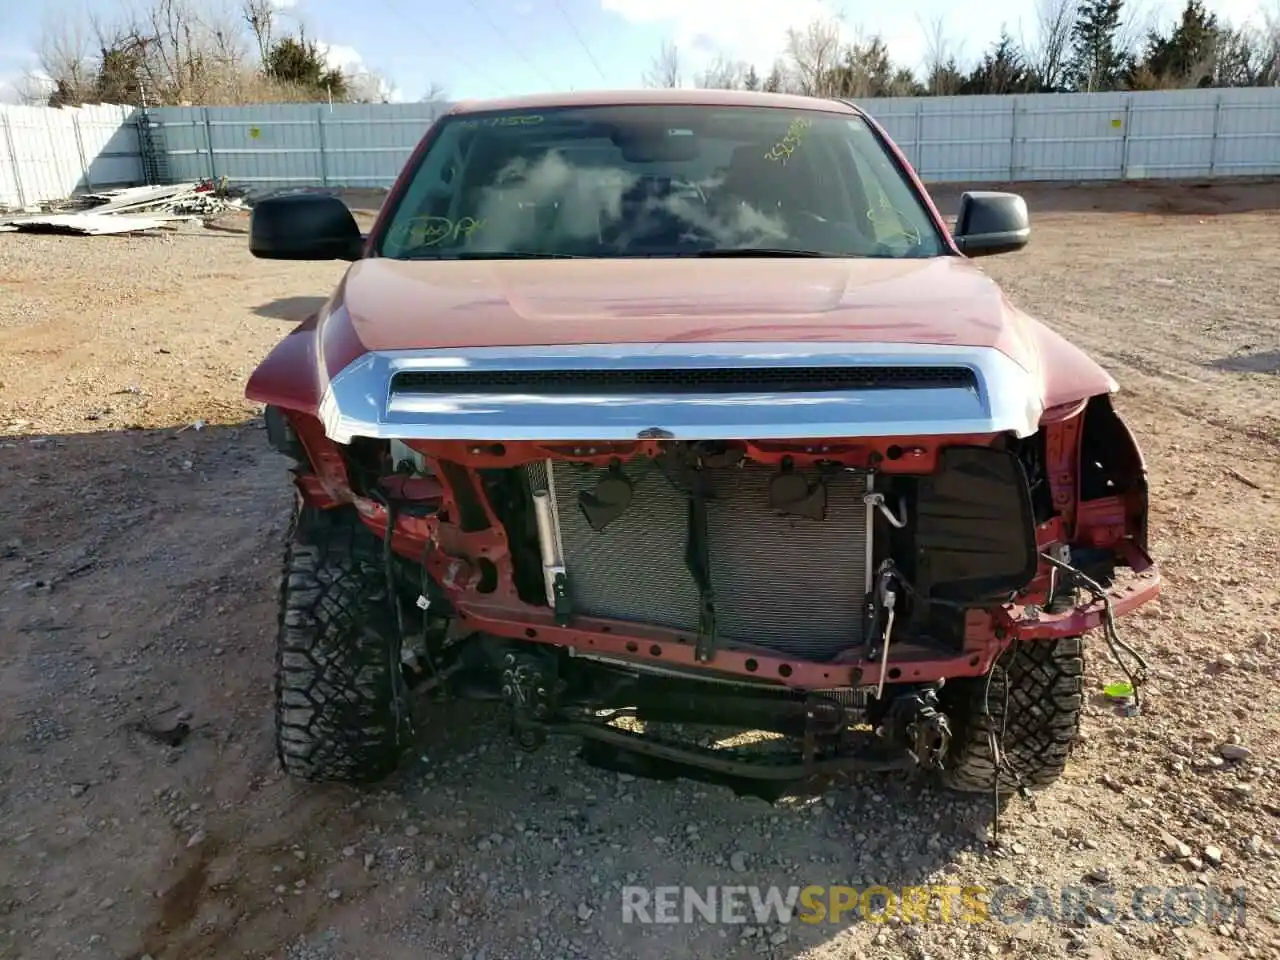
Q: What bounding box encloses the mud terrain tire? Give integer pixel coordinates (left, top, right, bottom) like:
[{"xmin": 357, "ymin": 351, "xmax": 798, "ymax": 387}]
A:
[
  {"xmin": 941, "ymin": 636, "xmax": 1084, "ymax": 794},
  {"xmin": 275, "ymin": 503, "xmax": 406, "ymax": 783}
]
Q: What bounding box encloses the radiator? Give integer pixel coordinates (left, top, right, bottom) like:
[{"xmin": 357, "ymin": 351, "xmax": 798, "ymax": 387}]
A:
[{"xmin": 527, "ymin": 459, "xmax": 872, "ymax": 661}]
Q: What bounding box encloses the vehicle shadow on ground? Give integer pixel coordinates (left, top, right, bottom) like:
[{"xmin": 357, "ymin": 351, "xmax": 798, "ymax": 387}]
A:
[
  {"xmin": 0, "ymin": 421, "xmax": 1018, "ymax": 960},
  {"xmin": 395, "ymin": 700, "xmax": 1013, "ymax": 958},
  {"xmin": 252, "ymin": 295, "xmax": 329, "ymax": 322},
  {"xmin": 1206, "ymin": 349, "xmax": 1280, "ymax": 375}
]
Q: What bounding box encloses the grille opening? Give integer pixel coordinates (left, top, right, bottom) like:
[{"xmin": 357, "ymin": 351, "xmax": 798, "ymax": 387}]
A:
[{"xmin": 392, "ymin": 366, "xmax": 978, "ymax": 395}]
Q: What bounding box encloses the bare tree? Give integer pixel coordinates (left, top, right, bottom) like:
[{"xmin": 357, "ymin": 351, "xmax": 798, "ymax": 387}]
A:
[
  {"xmin": 1213, "ymin": 8, "xmax": 1280, "ymax": 87},
  {"xmin": 124, "ymin": 0, "xmax": 260, "ymax": 103},
  {"xmin": 27, "ymin": 0, "xmax": 412, "ymax": 105},
  {"xmin": 420, "ymin": 80, "xmax": 449, "ymax": 103},
  {"xmin": 1021, "ymin": 0, "xmax": 1079, "ymax": 90},
  {"xmin": 1266, "ymin": 3, "xmax": 1280, "ymax": 81},
  {"xmin": 37, "ymin": 18, "xmax": 95, "ymax": 104},
  {"xmin": 642, "ymin": 39, "xmax": 682, "ymax": 88},
  {"xmin": 696, "ymin": 55, "xmax": 752, "ymax": 89},
  {"xmin": 761, "ymin": 59, "xmax": 794, "ymax": 93},
  {"xmin": 207, "ymin": 6, "xmax": 251, "ymax": 71},
  {"xmin": 10, "ymin": 73, "xmax": 58, "ymax": 105},
  {"xmin": 785, "ymin": 16, "xmax": 844, "ymax": 96},
  {"xmin": 345, "ymin": 66, "xmax": 394, "ymax": 103},
  {"xmin": 242, "ymin": 0, "xmax": 275, "ymax": 64},
  {"xmin": 420, "ymin": 80, "xmax": 450, "ymax": 118},
  {"xmin": 919, "ymin": 14, "xmax": 965, "ymax": 94},
  {"xmin": 1113, "ymin": 0, "xmax": 1157, "ymax": 64}
]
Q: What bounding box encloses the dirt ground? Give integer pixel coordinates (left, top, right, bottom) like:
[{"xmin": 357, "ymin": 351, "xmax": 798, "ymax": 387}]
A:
[{"xmin": 0, "ymin": 179, "xmax": 1277, "ymax": 960}]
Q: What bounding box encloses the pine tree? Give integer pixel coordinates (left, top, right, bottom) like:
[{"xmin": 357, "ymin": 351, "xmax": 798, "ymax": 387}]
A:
[
  {"xmin": 1138, "ymin": 0, "xmax": 1220, "ymax": 86},
  {"xmin": 1068, "ymin": 0, "xmax": 1131, "ymax": 91},
  {"xmin": 962, "ymin": 31, "xmax": 1032, "ymax": 94},
  {"xmin": 264, "ymin": 34, "xmax": 348, "ymax": 100}
]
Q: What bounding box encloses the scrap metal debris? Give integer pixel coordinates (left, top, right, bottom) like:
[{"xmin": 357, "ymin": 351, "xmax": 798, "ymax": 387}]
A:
[
  {"xmin": 0, "ymin": 178, "xmax": 245, "ymax": 237},
  {"xmin": 6, "ymin": 214, "xmax": 179, "ymax": 236}
]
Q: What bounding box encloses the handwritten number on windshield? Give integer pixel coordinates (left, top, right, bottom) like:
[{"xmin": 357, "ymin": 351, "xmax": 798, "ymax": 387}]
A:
[
  {"xmin": 390, "ymin": 216, "xmax": 486, "ymax": 249},
  {"xmin": 764, "ymin": 118, "xmax": 813, "ymax": 166},
  {"xmin": 457, "ymin": 115, "xmax": 544, "ymax": 128},
  {"xmin": 865, "ymin": 191, "xmax": 922, "ymax": 247}
]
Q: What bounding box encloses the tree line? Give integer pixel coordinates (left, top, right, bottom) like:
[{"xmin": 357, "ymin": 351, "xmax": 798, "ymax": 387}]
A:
[
  {"xmin": 18, "ymin": 0, "xmax": 446, "ymax": 108},
  {"xmin": 645, "ymin": 0, "xmax": 1280, "ymax": 96},
  {"xmin": 18, "ymin": 0, "xmax": 1280, "ymax": 108}
]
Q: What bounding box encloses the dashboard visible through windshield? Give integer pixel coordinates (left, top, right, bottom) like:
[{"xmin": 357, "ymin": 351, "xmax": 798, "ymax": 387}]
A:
[{"xmin": 376, "ymin": 103, "xmax": 946, "ymax": 261}]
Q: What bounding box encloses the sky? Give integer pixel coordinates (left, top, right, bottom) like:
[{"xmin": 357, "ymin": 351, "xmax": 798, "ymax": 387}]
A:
[{"xmin": 0, "ymin": 0, "xmax": 1273, "ymax": 104}]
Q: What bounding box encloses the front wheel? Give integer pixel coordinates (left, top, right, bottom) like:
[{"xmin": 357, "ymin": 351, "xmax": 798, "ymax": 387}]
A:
[
  {"xmin": 940, "ymin": 636, "xmax": 1085, "ymax": 795},
  {"xmin": 274, "ymin": 503, "xmax": 409, "ymax": 783}
]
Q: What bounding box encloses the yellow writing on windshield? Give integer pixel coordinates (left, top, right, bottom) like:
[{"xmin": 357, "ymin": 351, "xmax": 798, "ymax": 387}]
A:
[
  {"xmin": 865, "ymin": 190, "xmax": 922, "ymax": 246},
  {"xmin": 390, "ymin": 216, "xmax": 485, "ymax": 249},
  {"xmin": 763, "ymin": 118, "xmax": 812, "ymax": 166},
  {"xmin": 458, "ymin": 115, "xmax": 545, "ymax": 128}
]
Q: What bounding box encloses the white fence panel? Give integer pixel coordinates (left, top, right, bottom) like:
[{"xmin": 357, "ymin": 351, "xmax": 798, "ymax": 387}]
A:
[
  {"xmin": 1017, "ymin": 93, "xmax": 1130, "ymax": 180},
  {"xmin": 921, "ymin": 95, "xmax": 1018, "ymax": 181},
  {"xmin": 855, "ymin": 88, "xmax": 1280, "ymax": 182},
  {"xmin": 1211, "ymin": 87, "xmax": 1280, "ymax": 176},
  {"xmin": 146, "ymin": 100, "xmax": 453, "ymax": 188},
  {"xmin": 0, "ymin": 103, "xmax": 141, "ymax": 208}
]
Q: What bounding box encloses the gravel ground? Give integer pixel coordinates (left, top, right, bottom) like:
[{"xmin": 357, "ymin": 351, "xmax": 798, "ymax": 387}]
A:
[{"xmin": 0, "ymin": 179, "xmax": 1278, "ymax": 960}]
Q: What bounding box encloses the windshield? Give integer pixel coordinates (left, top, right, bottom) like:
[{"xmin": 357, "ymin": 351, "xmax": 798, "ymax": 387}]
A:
[{"xmin": 376, "ymin": 104, "xmax": 947, "ymax": 261}]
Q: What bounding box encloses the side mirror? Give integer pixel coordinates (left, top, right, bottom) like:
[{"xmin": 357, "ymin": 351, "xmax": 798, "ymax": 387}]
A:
[
  {"xmin": 953, "ymin": 191, "xmax": 1029, "ymax": 258},
  {"xmin": 250, "ymin": 194, "xmax": 364, "ymax": 261}
]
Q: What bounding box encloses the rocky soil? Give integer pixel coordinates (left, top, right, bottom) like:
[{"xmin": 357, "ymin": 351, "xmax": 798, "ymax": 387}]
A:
[{"xmin": 0, "ymin": 180, "xmax": 1277, "ymax": 960}]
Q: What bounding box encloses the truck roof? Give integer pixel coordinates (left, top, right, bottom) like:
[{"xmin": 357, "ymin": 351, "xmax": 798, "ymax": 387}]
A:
[{"xmin": 445, "ymin": 88, "xmax": 865, "ymax": 117}]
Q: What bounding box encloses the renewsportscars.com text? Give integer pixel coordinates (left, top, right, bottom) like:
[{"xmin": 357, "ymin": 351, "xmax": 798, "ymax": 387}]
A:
[{"xmin": 620, "ymin": 884, "xmax": 1247, "ymax": 927}]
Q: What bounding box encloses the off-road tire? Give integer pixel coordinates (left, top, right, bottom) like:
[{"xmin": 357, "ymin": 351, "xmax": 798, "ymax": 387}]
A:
[
  {"xmin": 940, "ymin": 636, "xmax": 1084, "ymax": 794},
  {"xmin": 275, "ymin": 503, "xmax": 407, "ymax": 783}
]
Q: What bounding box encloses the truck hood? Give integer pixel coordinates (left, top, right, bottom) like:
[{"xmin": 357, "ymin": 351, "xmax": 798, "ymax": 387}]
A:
[
  {"xmin": 248, "ymin": 255, "xmax": 1118, "ymax": 429},
  {"xmin": 338, "ymin": 255, "xmax": 1039, "ymax": 369}
]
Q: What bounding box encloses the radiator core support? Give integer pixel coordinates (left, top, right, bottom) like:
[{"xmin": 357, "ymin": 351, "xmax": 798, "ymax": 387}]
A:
[{"xmin": 527, "ymin": 456, "xmax": 876, "ymax": 662}]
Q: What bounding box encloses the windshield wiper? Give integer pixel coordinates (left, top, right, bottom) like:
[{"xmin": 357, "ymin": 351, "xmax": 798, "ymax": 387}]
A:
[{"xmin": 693, "ymin": 248, "xmax": 833, "ymax": 258}]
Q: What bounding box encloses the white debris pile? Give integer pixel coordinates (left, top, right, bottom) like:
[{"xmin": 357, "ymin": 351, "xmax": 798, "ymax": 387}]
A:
[{"xmin": 0, "ymin": 179, "xmax": 246, "ymax": 237}]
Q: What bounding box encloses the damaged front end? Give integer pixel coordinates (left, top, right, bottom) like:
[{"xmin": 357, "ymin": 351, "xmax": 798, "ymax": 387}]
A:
[{"xmin": 261, "ymin": 345, "xmax": 1160, "ymax": 790}]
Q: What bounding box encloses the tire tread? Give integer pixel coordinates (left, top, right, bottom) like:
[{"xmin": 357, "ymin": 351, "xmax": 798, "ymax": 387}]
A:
[
  {"xmin": 274, "ymin": 504, "xmax": 404, "ymax": 784},
  {"xmin": 941, "ymin": 636, "xmax": 1084, "ymax": 794}
]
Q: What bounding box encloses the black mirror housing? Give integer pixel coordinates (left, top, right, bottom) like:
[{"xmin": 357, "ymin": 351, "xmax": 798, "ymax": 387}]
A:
[
  {"xmin": 250, "ymin": 194, "xmax": 364, "ymax": 261},
  {"xmin": 953, "ymin": 191, "xmax": 1030, "ymax": 258}
]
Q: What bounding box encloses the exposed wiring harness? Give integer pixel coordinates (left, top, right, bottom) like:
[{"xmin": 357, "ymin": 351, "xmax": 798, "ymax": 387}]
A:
[
  {"xmin": 871, "ymin": 558, "xmax": 974, "ymax": 612},
  {"xmin": 981, "ymin": 552, "xmax": 1153, "ymax": 844},
  {"xmin": 415, "ymin": 539, "xmax": 442, "ymax": 686},
  {"xmin": 1038, "ymin": 551, "xmax": 1151, "ymax": 709},
  {"xmin": 981, "ymin": 643, "xmax": 1031, "ymax": 846},
  {"xmin": 368, "ymin": 489, "xmax": 414, "ymax": 744},
  {"xmin": 872, "ymin": 551, "xmax": 1152, "ymax": 843}
]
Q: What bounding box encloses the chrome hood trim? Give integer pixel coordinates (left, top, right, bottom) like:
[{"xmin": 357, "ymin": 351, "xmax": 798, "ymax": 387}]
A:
[{"xmin": 317, "ymin": 342, "xmax": 1044, "ymax": 444}]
